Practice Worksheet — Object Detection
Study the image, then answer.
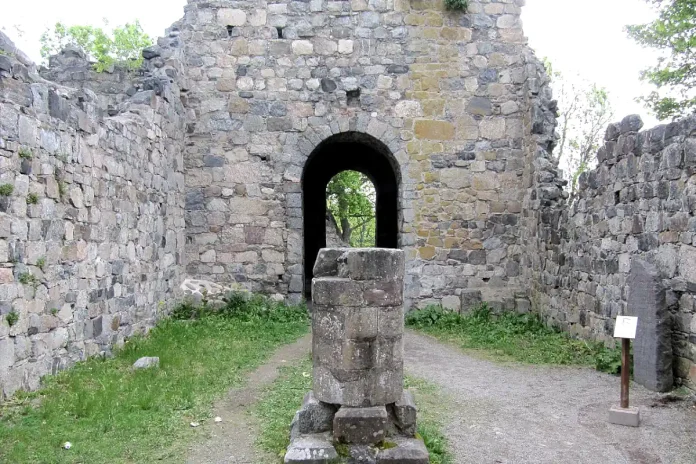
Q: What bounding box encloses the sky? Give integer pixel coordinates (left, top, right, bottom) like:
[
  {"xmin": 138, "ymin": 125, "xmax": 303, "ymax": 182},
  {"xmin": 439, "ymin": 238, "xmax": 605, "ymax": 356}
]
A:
[{"xmin": 1, "ymin": 0, "xmax": 662, "ymax": 128}]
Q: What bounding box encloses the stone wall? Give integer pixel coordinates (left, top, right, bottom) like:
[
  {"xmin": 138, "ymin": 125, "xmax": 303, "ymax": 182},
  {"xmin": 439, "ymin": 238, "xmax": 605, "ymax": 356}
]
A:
[
  {"xmin": 525, "ymin": 111, "xmax": 696, "ymax": 388},
  {"xmin": 178, "ymin": 0, "xmax": 537, "ymax": 309},
  {"xmin": 0, "ymin": 31, "xmax": 187, "ymax": 398}
]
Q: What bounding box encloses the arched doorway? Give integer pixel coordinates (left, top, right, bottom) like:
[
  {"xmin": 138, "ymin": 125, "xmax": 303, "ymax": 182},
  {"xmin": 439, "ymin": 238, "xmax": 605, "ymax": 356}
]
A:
[{"xmin": 302, "ymin": 132, "xmax": 399, "ymax": 297}]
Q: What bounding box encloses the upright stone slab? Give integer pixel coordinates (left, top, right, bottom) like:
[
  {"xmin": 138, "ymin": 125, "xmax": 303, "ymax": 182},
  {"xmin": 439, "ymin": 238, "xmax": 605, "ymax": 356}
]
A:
[
  {"xmin": 311, "ymin": 248, "xmax": 405, "ymax": 407},
  {"xmin": 627, "ymin": 259, "xmax": 673, "ymax": 392}
]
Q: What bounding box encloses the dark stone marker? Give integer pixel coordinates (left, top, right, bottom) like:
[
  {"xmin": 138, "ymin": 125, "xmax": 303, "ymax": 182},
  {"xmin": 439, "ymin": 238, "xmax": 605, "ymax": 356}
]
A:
[{"xmin": 627, "ymin": 259, "xmax": 673, "ymax": 392}]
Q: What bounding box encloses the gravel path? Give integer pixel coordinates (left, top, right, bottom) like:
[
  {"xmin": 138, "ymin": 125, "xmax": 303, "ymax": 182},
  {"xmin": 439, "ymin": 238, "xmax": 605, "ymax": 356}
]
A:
[
  {"xmin": 185, "ymin": 334, "xmax": 311, "ymax": 464},
  {"xmin": 404, "ymin": 331, "xmax": 696, "ymax": 464}
]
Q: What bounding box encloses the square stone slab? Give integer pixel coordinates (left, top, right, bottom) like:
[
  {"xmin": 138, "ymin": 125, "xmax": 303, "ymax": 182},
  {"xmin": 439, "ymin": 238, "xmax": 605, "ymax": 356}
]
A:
[
  {"xmin": 377, "ymin": 437, "xmax": 429, "ymax": 463},
  {"xmin": 334, "ymin": 406, "xmax": 388, "ymax": 444},
  {"xmin": 284, "ymin": 433, "xmax": 339, "ymax": 463}
]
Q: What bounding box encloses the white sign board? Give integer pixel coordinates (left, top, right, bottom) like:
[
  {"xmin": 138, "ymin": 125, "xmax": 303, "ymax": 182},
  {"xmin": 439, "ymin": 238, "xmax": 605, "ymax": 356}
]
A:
[{"xmin": 614, "ymin": 316, "xmax": 638, "ymax": 339}]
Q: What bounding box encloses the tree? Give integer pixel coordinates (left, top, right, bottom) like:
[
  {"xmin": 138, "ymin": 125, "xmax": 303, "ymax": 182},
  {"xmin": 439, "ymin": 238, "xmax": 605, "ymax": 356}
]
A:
[
  {"xmin": 545, "ymin": 60, "xmax": 614, "ymax": 195},
  {"xmin": 627, "ymin": 0, "xmax": 696, "ymax": 120},
  {"xmin": 326, "ymin": 171, "xmax": 376, "ymax": 247},
  {"xmin": 40, "ymin": 21, "xmax": 152, "ymax": 72}
]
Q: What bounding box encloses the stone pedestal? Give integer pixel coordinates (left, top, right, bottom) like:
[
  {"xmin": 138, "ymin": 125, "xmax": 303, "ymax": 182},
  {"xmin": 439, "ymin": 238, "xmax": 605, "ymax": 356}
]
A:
[{"xmin": 284, "ymin": 248, "xmax": 429, "ymax": 464}]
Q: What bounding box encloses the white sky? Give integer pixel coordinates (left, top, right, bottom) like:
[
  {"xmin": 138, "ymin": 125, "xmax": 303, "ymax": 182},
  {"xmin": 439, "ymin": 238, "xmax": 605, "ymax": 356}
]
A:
[{"xmin": 1, "ymin": 0, "xmax": 662, "ymax": 127}]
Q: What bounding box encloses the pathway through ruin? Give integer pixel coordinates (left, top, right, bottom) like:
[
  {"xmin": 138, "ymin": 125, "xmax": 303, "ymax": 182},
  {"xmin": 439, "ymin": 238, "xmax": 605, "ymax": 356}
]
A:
[
  {"xmin": 186, "ymin": 331, "xmax": 695, "ymax": 463},
  {"xmin": 405, "ymin": 331, "xmax": 696, "ymax": 464},
  {"xmin": 185, "ymin": 335, "xmax": 311, "ymax": 464}
]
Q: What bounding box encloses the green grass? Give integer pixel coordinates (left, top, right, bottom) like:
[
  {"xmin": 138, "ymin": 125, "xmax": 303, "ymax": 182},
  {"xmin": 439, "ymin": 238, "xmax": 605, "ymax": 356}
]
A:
[
  {"xmin": 254, "ymin": 359, "xmax": 454, "ymax": 463},
  {"xmin": 406, "ymin": 305, "xmax": 623, "ymax": 374},
  {"xmin": 0, "ymin": 295, "xmax": 309, "ymax": 463}
]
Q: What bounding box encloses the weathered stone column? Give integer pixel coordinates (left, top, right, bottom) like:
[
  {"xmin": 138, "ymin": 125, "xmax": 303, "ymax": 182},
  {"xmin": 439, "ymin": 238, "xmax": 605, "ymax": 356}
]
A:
[
  {"xmin": 284, "ymin": 248, "xmax": 429, "ymax": 464},
  {"xmin": 312, "ymin": 248, "xmax": 404, "ymax": 407}
]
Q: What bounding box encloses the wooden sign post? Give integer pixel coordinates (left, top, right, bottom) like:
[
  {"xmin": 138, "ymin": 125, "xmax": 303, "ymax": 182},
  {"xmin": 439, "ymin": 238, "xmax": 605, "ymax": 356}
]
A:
[{"xmin": 608, "ymin": 316, "xmax": 640, "ymax": 427}]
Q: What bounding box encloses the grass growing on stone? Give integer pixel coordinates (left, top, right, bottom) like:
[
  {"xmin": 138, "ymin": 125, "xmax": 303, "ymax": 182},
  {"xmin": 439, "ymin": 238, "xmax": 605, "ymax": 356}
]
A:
[
  {"xmin": 254, "ymin": 359, "xmax": 454, "ymax": 463},
  {"xmin": 0, "ymin": 295, "xmax": 309, "ymax": 463},
  {"xmin": 406, "ymin": 305, "xmax": 623, "ymax": 373}
]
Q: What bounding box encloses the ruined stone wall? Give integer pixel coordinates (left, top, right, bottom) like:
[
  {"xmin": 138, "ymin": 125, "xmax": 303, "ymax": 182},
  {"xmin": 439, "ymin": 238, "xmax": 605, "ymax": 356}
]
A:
[
  {"xmin": 0, "ymin": 31, "xmax": 187, "ymax": 398},
  {"xmin": 178, "ymin": 0, "xmax": 535, "ymax": 308},
  {"xmin": 525, "ymin": 111, "xmax": 696, "ymax": 388}
]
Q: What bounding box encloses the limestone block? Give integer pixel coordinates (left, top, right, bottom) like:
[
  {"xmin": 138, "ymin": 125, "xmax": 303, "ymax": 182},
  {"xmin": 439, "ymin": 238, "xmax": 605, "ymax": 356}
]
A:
[
  {"xmin": 333, "ymin": 406, "xmax": 387, "ymax": 444},
  {"xmin": 337, "ymin": 248, "xmax": 405, "ymax": 281},
  {"xmin": 218, "ymin": 9, "xmax": 247, "ymax": 26},
  {"xmin": 627, "ymin": 259, "xmax": 673, "ymax": 392},
  {"xmin": 312, "ymin": 279, "xmax": 363, "ymax": 306},
  {"xmin": 414, "ymin": 120, "xmax": 454, "ymax": 140}
]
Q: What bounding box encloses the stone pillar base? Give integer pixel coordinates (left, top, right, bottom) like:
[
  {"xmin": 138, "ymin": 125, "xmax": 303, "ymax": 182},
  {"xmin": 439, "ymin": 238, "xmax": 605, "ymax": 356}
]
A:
[
  {"xmin": 608, "ymin": 406, "xmax": 641, "ymax": 427},
  {"xmin": 284, "ymin": 390, "xmax": 429, "ymax": 463}
]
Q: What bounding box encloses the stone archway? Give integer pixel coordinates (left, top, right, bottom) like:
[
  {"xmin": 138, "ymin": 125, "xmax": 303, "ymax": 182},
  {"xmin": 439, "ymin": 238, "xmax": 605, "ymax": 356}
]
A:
[{"xmin": 302, "ymin": 132, "xmax": 400, "ymax": 297}]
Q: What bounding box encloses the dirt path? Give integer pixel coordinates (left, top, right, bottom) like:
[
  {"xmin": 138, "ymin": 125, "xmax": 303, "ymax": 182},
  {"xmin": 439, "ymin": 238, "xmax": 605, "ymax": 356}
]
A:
[
  {"xmin": 404, "ymin": 331, "xmax": 696, "ymax": 464},
  {"xmin": 185, "ymin": 335, "xmax": 311, "ymax": 464}
]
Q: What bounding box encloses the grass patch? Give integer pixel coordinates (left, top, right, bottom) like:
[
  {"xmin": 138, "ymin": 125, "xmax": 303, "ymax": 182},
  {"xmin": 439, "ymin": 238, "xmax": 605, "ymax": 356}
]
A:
[
  {"xmin": 0, "ymin": 294, "xmax": 309, "ymax": 463},
  {"xmin": 254, "ymin": 359, "xmax": 454, "ymax": 462},
  {"xmin": 407, "ymin": 305, "xmax": 623, "ymax": 374}
]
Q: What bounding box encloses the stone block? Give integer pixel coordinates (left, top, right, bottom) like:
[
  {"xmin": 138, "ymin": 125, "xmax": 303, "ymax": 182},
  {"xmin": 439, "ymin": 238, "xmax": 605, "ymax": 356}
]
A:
[
  {"xmin": 392, "ymin": 390, "xmax": 417, "ymax": 436},
  {"xmin": 608, "ymin": 406, "xmax": 640, "ymax": 427},
  {"xmin": 297, "ymin": 391, "xmax": 337, "ymax": 435},
  {"xmin": 133, "ymin": 357, "xmax": 159, "ymax": 369},
  {"xmin": 460, "ymin": 290, "xmax": 482, "ymax": 313},
  {"xmin": 414, "ymin": 120, "xmax": 454, "ymax": 140},
  {"xmin": 627, "ymin": 259, "xmax": 673, "ymax": 392},
  {"xmin": 363, "ymin": 280, "xmax": 403, "ymax": 307},
  {"xmin": 284, "ymin": 434, "xmax": 339, "ymax": 464},
  {"xmin": 376, "ymin": 437, "xmax": 429, "ymax": 463},
  {"xmin": 313, "ymin": 248, "xmax": 351, "ymax": 278},
  {"xmin": 333, "ymin": 406, "xmax": 387, "ymax": 444},
  {"xmin": 312, "ymin": 278, "xmax": 363, "ymax": 306},
  {"xmin": 338, "ymin": 248, "xmax": 405, "ymax": 281}
]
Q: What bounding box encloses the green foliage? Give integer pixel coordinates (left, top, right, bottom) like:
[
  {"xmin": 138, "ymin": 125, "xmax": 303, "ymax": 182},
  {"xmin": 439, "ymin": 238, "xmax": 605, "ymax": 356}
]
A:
[
  {"xmin": 36, "ymin": 257, "xmax": 46, "ymax": 271},
  {"xmin": 26, "ymin": 193, "xmax": 38, "ymax": 205},
  {"xmin": 18, "ymin": 148, "xmax": 33, "ymax": 160},
  {"xmin": 627, "ymin": 0, "xmax": 696, "ymax": 120},
  {"xmin": 546, "ymin": 59, "xmax": 614, "ymax": 194},
  {"xmin": 17, "ymin": 272, "xmax": 37, "ymax": 286},
  {"xmin": 406, "ymin": 305, "xmax": 623, "ymax": 372},
  {"xmin": 49, "ymin": 308, "xmax": 58, "ymax": 316},
  {"xmin": 40, "ymin": 21, "xmax": 152, "ymax": 72},
  {"xmin": 0, "ymin": 297, "xmax": 309, "ymax": 463},
  {"xmin": 171, "ymin": 291, "xmax": 309, "ymax": 324},
  {"xmin": 5, "ymin": 311, "xmax": 19, "ymax": 327},
  {"xmin": 326, "ymin": 170, "xmax": 376, "ymax": 247},
  {"xmin": 444, "ymin": 0, "xmax": 468, "ymax": 10},
  {"xmin": 0, "ymin": 184, "xmax": 14, "ymax": 196}
]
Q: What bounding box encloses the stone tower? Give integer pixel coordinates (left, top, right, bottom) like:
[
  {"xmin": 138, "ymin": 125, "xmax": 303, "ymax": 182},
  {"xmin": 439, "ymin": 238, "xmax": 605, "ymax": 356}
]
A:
[{"xmin": 178, "ymin": 0, "xmax": 542, "ymax": 311}]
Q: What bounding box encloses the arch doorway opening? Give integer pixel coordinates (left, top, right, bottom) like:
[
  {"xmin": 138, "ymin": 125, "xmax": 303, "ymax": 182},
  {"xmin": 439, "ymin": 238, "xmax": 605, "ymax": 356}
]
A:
[{"xmin": 302, "ymin": 132, "xmax": 399, "ymax": 298}]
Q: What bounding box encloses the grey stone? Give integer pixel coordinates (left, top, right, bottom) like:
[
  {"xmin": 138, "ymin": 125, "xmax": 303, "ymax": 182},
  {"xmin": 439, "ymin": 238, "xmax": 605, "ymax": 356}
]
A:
[
  {"xmin": 627, "ymin": 259, "xmax": 673, "ymax": 392},
  {"xmin": 608, "ymin": 406, "xmax": 640, "ymax": 427},
  {"xmin": 133, "ymin": 357, "xmax": 160, "ymax": 369},
  {"xmin": 460, "ymin": 290, "xmax": 483, "ymax": 313},
  {"xmin": 376, "ymin": 437, "xmax": 429, "ymax": 463},
  {"xmin": 297, "ymin": 392, "xmax": 337, "ymax": 434},
  {"xmin": 392, "ymin": 390, "xmax": 417, "ymax": 437},
  {"xmin": 284, "ymin": 434, "xmax": 338, "ymax": 464},
  {"xmin": 620, "ymin": 115, "xmax": 644, "ymax": 134},
  {"xmin": 333, "ymin": 406, "xmax": 388, "ymax": 444}
]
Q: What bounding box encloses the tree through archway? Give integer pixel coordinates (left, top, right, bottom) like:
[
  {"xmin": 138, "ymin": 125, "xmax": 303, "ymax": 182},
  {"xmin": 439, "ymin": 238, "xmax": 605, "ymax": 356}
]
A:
[
  {"xmin": 302, "ymin": 132, "xmax": 399, "ymax": 297},
  {"xmin": 326, "ymin": 170, "xmax": 376, "ymax": 248}
]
